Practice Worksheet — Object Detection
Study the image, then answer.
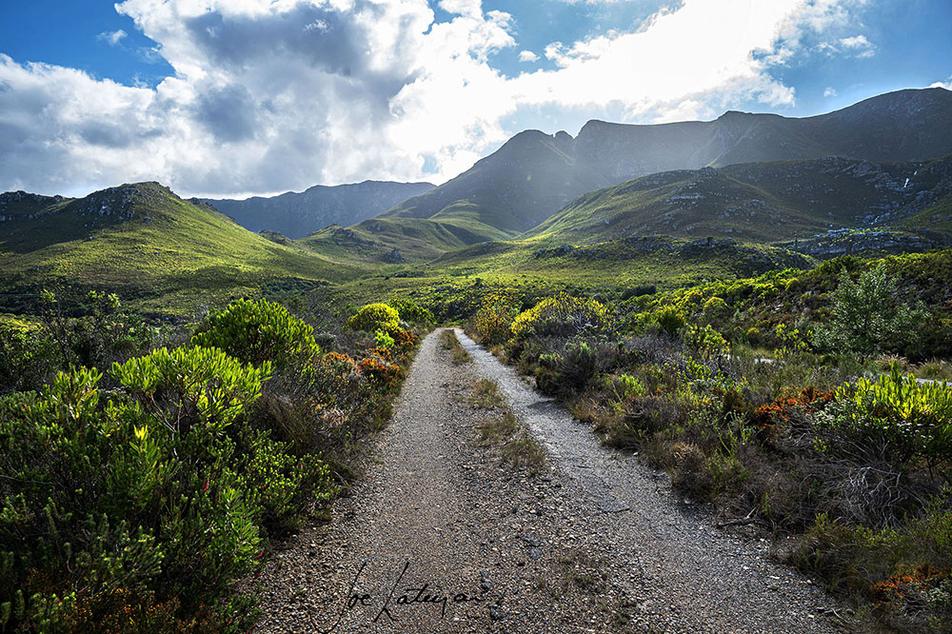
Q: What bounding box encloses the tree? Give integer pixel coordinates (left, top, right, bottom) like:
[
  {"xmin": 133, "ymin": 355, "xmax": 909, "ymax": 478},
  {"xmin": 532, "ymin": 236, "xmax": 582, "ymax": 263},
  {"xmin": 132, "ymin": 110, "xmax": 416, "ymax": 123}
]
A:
[{"xmin": 814, "ymin": 265, "xmax": 927, "ymax": 356}]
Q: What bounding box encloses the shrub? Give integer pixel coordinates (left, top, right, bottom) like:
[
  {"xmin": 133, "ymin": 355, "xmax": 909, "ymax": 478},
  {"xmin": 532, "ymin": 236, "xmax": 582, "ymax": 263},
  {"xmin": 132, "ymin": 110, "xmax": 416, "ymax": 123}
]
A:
[
  {"xmin": 0, "ymin": 317, "xmax": 57, "ymax": 393},
  {"xmin": 0, "ymin": 346, "xmax": 276, "ymax": 631},
  {"xmin": 192, "ymin": 298, "xmax": 320, "ymax": 369},
  {"xmin": 701, "ymin": 296, "xmax": 730, "ymax": 323},
  {"xmin": 392, "ymin": 328, "xmax": 419, "ymax": 351},
  {"xmin": 347, "ymin": 303, "xmax": 400, "ymax": 335},
  {"xmin": 774, "ymin": 323, "xmax": 810, "ymax": 357},
  {"xmin": 684, "ymin": 324, "xmax": 730, "ymax": 360},
  {"xmin": 814, "ymin": 369, "xmax": 952, "ymax": 476},
  {"xmin": 814, "ymin": 265, "xmax": 928, "ymax": 356},
  {"xmin": 510, "ymin": 294, "xmax": 608, "ymax": 339},
  {"xmin": 472, "ymin": 294, "xmax": 519, "ymax": 346},
  {"xmin": 559, "ymin": 341, "xmax": 601, "ymax": 392},
  {"xmin": 655, "ymin": 306, "xmax": 687, "ymax": 336},
  {"xmin": 793, "ymin": 508, "xmax": 952, "ymax": 630},
  {"xmin": 35, "ymin": 289, "xmax": 162, "ymax": 374},
  {"xmin": 388, "ymin": 298, "xmax": 433, "ymax": 326},
  {"xmin": 374, "ymin": 330, "xmax": 395, "ymax": 350},
  {"xmin": 744, "ymin": 326, "xmax": 762, "ymax": 346},
  {"xmin": 356, "ymin": 356, "xmax": 403, "ymax": 389},
  {"xmin": 611, "ymin": 374, "xmax": 648, "ymax": 402},
  {"xmin": 610, "ymin": 394, "xmax": 687, "ymax": 448}
]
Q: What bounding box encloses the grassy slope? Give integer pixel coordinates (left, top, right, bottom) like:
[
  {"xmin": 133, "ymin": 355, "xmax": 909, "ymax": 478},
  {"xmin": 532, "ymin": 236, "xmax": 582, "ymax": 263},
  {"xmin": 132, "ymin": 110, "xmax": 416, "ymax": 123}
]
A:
[
  {"xmin": 302, "ymin": 211, "xmax": 517, "ymax": 264},
  {"xmin": 0, "ymin": 183, "xmax": 360, "ymax": 316},
  {"xmin": 897, "ymin": 193, "xmax": 952, "ymax": 235},
  {"xmin": 290, "ymin": 235, "xmax": 817, "ymax": 330},
  {"xmin": 528, "ymin": 157, "xmax": 952, "ymax": 245}
]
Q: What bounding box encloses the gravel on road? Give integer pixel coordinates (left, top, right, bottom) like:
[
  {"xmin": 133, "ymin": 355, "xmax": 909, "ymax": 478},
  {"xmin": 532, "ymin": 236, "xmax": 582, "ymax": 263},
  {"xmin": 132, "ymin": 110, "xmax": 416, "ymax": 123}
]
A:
[{"xmin": 248, "ymin": 329, "xmax": 847, "ymax": 633}]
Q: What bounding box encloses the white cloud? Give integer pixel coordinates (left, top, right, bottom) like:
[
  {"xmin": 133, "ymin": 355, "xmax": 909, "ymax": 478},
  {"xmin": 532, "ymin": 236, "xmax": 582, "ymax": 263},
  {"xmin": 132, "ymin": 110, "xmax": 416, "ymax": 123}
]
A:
[
  {"xmin": 97, "ymin": 29, "xmax": 128, "ymax": 46},
  {"xmin": 519, "ymin": 50, "xmax": 540, "ymax": 63},
  {"xmin": 931, "ymin": 77, "xmax": 952, "ymax": 90},
  {"xmin": 0, "ymin": 0, "xmax": 877, "ymax": 197},
  {"xmin": 839, "ymin": 34, "xmax": 875, "ymax": 58},
  {"xmin": 824, "ymin": 86, "xmax": 837, "ymax": 97},
  {"xmin": 817, "ymin": 33, "xmax": 875, "ymax": 58}
]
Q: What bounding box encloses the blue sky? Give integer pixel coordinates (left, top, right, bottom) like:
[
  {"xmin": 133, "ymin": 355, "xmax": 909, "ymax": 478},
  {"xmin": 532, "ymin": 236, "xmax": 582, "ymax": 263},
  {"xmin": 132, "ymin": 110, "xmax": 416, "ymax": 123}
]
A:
[{"xmin": 1, "ymin": 0, "xmax": 950, "ymax": 196}]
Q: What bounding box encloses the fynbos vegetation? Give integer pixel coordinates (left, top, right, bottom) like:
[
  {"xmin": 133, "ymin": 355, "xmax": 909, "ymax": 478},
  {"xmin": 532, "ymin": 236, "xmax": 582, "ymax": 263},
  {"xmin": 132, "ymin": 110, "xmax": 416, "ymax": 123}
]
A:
[
  {"xmin": 464, "ymin": 251, "xmax": 952, "ymax": 631},
  {"xmin": 0, "ymin": 294, "xmax": 420, "ymax": 631}
]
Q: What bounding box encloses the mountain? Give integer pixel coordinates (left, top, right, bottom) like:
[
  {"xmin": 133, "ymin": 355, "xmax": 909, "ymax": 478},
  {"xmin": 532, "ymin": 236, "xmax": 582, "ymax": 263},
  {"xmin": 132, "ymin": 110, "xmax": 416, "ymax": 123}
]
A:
[
  {"xmin": 0, "ymin": 182, "xmax": 353, "ymax": 315},
  {"xmin": 203, "ymin": 180, "xmax": 435, "ymax": 239},
  {"xmin": 526, "ymin": 155, "xmax": 952, "ymax": 253},
  {"xmin": 390, "ymin": 88, "xmax": 952, "ymax": 238},
  {"xmin": 388, "ymin": 130, "xmax": 601, "ymax": 233}
]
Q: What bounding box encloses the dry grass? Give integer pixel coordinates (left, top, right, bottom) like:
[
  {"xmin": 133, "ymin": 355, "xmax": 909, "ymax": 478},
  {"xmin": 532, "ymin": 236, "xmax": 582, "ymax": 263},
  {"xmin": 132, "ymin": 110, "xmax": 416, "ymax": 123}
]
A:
[
  {"xmin": 500, "ymin": 428, "xmax": 547, "ymax": 476},
  {"xmin": 469, "ymin": 378, "xmax": 502, "ymax": 408},
  {"xmin": 439, "ymin": 329, "xmax": 471, "ymax": 364},
  {"xmin": 477, "ymin": 409, "xmax": 519, "ymax": 444},
  {"xmin": 477, "ymin": 410, "xmax": 547, "ymax": 476},
  {"xmin": 472, "ymin": 378, "xmax": 547, "ymax": 476}
]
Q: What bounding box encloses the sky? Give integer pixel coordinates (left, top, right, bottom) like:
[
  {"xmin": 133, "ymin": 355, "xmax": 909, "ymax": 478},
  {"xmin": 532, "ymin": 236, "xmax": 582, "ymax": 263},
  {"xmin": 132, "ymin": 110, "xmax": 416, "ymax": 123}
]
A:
[{"xmin": 0, "ymin": 0, "xmax": 950, "ymax": 198}]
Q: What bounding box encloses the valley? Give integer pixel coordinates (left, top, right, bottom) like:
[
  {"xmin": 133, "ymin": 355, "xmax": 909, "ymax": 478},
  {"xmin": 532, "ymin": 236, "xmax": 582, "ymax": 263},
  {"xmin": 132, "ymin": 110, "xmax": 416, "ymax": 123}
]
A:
[{"xmin": 2, "ymin": 87, "xmax": 952, "ymax": 633}]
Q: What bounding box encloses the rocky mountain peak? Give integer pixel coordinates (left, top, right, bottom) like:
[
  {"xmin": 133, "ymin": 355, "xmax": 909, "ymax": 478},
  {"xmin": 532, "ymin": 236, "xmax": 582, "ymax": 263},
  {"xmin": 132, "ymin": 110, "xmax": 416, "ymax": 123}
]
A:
[{"xmin": 67, "ymin": 182, "xmax": 176, "ymax": 221}]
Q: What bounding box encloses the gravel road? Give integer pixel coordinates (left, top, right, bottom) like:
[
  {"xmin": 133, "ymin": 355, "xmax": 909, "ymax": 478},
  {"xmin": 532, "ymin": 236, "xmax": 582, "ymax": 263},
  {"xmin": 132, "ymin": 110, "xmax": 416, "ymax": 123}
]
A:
[{"xmin": 249, "ymin": 329, "xmax": 847, "ymax": 633}]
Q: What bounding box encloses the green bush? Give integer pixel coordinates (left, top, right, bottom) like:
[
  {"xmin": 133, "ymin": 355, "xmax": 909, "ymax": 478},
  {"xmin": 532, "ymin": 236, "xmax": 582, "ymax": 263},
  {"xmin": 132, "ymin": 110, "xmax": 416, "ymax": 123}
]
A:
[
  {"xmin": 511, "ymin": 294, "xmax": 608, "ymax": 339},
  {"xmin": 701, "ymin": 296, "xmax": 729, "ymax": 323},
  {"xmin": 628, "ymin": 305, "xmax": 687, "ymax": 336},
  {"xmin": 794, "ymin": 508, "xmax": 952, "ymax": 630},
  {"xmin": 814, "ymin": 369, "xmax": 952, "ymax": 474},
  {"xmin": 346, "ymin": 303, "xmax": 400, "ymax": 335},
  {"xmin": 0, "ymin": 317, "xmax": 58, "ymax": 393},
  {"xmin": 472, "ymin": 294, "xmax": 518, "ymax": 345},
  {"xmin": 24, "ymin": 289, "xmax": 163, "ymax": 379},
  {"xmin": 611, "ymin": 373, "xmax": 648, "ymax": 402},
  {"xmin": 387, "ymin": 298, "xmax": 433, "ymax": 326},
  {"xmin": 374, "ymin": 330, "xmax": 395, "ymax": 350},
  {"xmin": 559, "ymin": 341, "xmax": 601, "ymax": 392},
  {"xmin": 684, "ymin": 324, "xmax": 730, "ymax": 360},
  {"xmin": 0, "ymin": 344, "xmax": 337, "ymax": 631},
  {"xmin": 814, "ymin": 265, "xmax": 928, "ymax": 356},
  {"xmin": 192, "ymin": 298, "xmax": 321, "ymax": 369}
]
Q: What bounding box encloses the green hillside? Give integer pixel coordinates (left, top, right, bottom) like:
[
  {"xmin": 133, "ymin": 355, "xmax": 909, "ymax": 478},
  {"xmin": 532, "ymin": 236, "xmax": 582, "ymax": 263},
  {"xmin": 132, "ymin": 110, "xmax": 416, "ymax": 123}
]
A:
[
  {"xmin": 0, "ymin": 183, "xmax": 356, "ymax": 315},
  {"xmin": 302, "ymin": 209, "xmax": 517, "ymax": 264},
  {"xmin": 527, "ymin": 156, "xmax": 952, "ymax": 250}
]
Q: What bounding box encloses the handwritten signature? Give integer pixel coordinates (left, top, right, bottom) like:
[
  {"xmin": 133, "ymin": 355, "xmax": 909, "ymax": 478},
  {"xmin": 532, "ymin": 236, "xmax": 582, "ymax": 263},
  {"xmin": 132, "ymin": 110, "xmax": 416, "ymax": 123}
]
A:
[{"xmin": 319, "ymin": 560, "xmax": 489, "ymax": 632}]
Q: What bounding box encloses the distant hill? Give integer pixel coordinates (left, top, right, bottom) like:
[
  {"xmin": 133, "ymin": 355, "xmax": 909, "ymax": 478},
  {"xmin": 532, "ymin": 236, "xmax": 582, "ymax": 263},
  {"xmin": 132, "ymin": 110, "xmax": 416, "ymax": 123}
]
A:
[
  {"xmin": 302, "ymin": 206, "xmax": 518, "ymax": 264},
  {"xmin": 0, "ymin": 182, "xmax": 353, "ymax": 315},
  {"xmin": 202, "ymin": 180, "xmax": 434, "ymax": 239},
  {"xmin": 526, "ymin": 155, "xmax": 952, "ymax": 254},
  {"xmin": 390, "ymin": 88, "xmax": 952, "ymax": 237}
]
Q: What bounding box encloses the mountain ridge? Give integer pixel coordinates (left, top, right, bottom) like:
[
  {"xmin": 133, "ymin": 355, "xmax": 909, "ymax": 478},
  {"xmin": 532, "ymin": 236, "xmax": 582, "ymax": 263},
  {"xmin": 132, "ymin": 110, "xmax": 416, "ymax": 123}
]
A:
[
  {"xmin": 203, "ymin": 179, "xmax": 435, "ymax": 239},
  {"xmin": 527, "ymin": 155, "xmax": 952, "ymax": 251},
  {"xmin": 390, "ymin": 87, "xmax": 952, "ymax": 238},
  {"xmin": 0, "ymin": 181, "xmax": 354, "ymax": 315}
]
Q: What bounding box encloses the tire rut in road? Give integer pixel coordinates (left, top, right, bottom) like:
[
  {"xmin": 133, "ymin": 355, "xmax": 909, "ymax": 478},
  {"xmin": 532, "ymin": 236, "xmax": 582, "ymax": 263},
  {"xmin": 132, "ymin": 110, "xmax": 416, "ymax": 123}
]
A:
[
  {"xmin": 454, "ymin": 328, "xmax": 845, "ymax": 633},
  {"xmin": 251, "ymin": 329, "xmax": 635, "ymax": 633}
]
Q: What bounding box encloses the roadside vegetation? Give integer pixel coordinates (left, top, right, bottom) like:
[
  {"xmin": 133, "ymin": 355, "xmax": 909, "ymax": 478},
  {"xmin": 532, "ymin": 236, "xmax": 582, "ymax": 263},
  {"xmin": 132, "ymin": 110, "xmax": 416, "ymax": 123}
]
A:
[
  {"xmin": 440, "ymin": 328, "xmax": 471, "ymax": 364},
  {"xmin": 464, "ymin": 249, "xmax": 952, "ymax": 632},
  {"xmin": 464, "ymin": 374, "xmax": 546, "ymax": 477},
  {"xmin": 0, "ymin": 292, "xmax": 425, "ymax": 632}
]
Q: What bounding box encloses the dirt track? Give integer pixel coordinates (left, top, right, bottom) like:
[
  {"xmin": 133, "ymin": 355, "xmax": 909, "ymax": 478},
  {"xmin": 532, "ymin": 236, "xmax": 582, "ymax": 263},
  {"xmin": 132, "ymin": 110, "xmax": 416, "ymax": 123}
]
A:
[{"xmin": 250, "ymin": 329, "xmax": 844, "ymax": 633}]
